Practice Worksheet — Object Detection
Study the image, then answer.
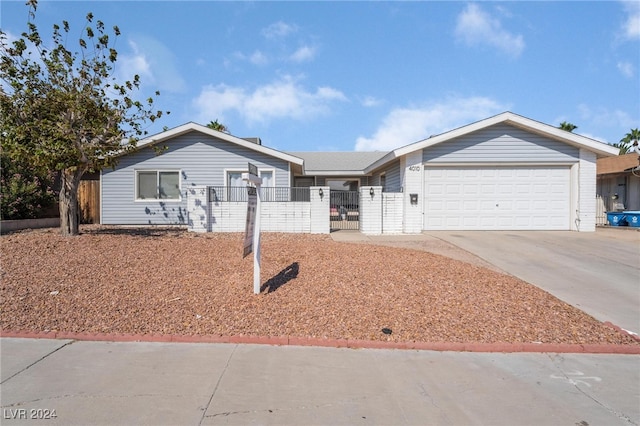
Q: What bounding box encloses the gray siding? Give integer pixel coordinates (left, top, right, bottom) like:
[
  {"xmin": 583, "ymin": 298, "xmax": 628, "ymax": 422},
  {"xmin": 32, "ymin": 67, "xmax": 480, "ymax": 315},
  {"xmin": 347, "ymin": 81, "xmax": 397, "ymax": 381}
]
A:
[
  {"xmin": 423, "ymin": 124, "xmax": 579, "ymax": 163},
  {"xmin": 102, "ymin": 132, "xmax": 291, "ymax": 225},
  {"xmin": 385, "ymin": 161, "xmax": 401, "ymax": 192},
  {"xmin": 372, "ymin": 160, "xmax": 401, "ymax": 192}
]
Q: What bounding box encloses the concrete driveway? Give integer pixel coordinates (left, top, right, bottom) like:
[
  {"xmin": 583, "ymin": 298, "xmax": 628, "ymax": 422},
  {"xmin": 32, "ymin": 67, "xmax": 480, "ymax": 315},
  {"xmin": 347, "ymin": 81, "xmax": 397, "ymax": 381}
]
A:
[{"xmin": 427, "ymin": 228, "xmax": 640, "ymax": 336}]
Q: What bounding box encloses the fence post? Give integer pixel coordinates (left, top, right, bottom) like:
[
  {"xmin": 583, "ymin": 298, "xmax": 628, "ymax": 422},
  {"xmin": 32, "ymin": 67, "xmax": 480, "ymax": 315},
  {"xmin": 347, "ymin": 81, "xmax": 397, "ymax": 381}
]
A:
[
  {"xmin": 360, "ymin": 186, "xmax": 383, "ymax": 234},
  {"xmin": 187, "ymin": 186, "xmax": 209, "ymax": 232},
  {"xmin": 310, "ymin": 186, "xmax": 330, "ymax": 234}
]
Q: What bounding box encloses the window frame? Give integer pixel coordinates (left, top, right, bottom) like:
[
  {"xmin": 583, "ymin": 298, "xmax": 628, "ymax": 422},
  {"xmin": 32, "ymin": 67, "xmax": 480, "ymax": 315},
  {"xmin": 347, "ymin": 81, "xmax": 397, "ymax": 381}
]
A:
[
  {"xmin": 134, "ymin": 169, "xmax": 182, "ymax": 202},
  {"xmin": 225, "ymin": 169, "xmax": 246, "ymax": 201},
  {"xmin": 224, "ymin": 168, "xmax": 275, "ymax": 201}
]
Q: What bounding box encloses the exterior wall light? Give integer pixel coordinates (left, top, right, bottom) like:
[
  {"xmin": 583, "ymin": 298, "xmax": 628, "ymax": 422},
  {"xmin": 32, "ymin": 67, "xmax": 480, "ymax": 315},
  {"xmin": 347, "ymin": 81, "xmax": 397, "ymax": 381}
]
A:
[
  {"xmin": 318, "ymin": 188, "xmax": 324, "ymax": 198},
  {"xmin": 369, "ymin": 187, "xmax": 375, "ymax": 197}
]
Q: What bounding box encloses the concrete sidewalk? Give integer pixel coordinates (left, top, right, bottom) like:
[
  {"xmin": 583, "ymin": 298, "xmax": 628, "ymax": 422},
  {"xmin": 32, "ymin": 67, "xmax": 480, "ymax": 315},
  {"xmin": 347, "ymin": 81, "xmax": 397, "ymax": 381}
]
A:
[{"xmin": 1, "ymin": 338, "xmax": 639, "ymax": 425}]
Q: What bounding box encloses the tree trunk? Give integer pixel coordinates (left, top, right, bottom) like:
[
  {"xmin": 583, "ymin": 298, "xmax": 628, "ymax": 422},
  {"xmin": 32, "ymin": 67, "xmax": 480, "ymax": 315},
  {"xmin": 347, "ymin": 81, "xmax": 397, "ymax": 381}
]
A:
[{"xmin": 59, "ymin": 168, "xmax": 84, "ymax": 236}]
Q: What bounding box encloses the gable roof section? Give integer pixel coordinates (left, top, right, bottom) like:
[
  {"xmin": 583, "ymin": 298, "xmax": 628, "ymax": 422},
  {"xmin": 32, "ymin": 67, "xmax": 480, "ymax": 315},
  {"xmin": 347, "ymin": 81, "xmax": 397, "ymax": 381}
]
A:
[
  {"xmin": 366, "ymin": 111, "xmax": 619, "ymax": 173},
  {"xmin": 287, "ymin": 151, "xmax": 388, "ymax": 176},
  {"xmin": 597, "ymin": 153, "xmax": 640, "ymax": 175},
  {"xmin": 134, "ymin": 122, "xmax": 305, "ymax": 167}
]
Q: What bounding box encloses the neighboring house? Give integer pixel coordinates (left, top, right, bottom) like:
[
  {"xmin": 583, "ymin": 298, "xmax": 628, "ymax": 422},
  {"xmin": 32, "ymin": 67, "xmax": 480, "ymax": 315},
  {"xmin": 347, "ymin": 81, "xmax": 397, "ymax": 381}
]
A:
[
  {"xmin": 596, "ymin": 153, "xmax": 640, "ymax": 212},
  {"xmin": 100, "ymin": 112, "xmax": 618, "ymax": 232}
]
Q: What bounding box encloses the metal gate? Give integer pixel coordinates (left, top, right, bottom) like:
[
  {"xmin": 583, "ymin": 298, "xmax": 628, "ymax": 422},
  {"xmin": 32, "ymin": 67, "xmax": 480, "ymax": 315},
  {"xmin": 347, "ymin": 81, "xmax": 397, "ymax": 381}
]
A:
[{"xmin": 330, "ymin": 190, "xmax": 360, "ymax": 230}]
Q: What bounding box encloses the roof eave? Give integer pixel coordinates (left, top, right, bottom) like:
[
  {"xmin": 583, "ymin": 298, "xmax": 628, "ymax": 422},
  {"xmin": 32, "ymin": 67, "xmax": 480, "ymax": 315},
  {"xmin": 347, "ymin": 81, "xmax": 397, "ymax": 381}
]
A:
[
  {"xmin": 389, "ymin": 111, "xmax": 619, "ymax": 159},
  {"xmin": 364, "ymin": 151, "xmax": 400, "ymax": 174},
  {"xmin": 304, "ymin": 170, "xmax": 369, "ymax": 176},
  {"xmin": 134, "ymin": 122, "xmax": 305, "ymax": 166}
]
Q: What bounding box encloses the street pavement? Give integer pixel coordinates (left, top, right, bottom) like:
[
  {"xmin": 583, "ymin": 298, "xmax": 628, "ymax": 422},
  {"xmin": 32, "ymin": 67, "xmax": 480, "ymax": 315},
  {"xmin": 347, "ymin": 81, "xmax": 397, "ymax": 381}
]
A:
[{"xmin": 1, "ymin": 338, "xmax": 639, "ymax": 425}]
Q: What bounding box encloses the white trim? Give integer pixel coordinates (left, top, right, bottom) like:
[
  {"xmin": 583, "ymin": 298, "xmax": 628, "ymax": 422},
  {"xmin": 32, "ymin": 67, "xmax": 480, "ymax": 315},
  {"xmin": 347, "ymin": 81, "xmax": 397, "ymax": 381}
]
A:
[
  {"xmin": 258, "ymin": 168, "xmax": 276, "ymax": 185},
  {"xmin": 365, "ymin": 111, "xmax": 618, "ymax": 173},
  {"xmin": 301, "ymin": 170, "xmax": 369, "ymax": 176},
  {"xmin": 135, "ymin": 122, "xmax": 304, "ymax": 166},
  {"xmin": 422, "ymin": 161, "xmax": 577, "ymax": 168},
  {"xmin": 224, "ymin": 168, "xmax": 247, "ymax": 185},
  {"xmin": 570, "ymin": 163, "xmax": 580, "ymax": 231},
  {"xmin": 397, "ymin": 112, "xmax": 619, "ymax": 158},
  {"xmin": 134, "ymin": 169, "xmax": 182, "ymax": 202}
]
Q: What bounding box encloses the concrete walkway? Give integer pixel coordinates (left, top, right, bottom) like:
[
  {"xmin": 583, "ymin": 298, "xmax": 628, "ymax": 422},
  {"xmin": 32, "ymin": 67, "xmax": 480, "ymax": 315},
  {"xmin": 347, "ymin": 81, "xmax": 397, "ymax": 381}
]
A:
[
  {"xmin": 1, "ymin": 338, "xmax": 638, "ymax": 425},
  {"xmin": 331, "ymin": 228, "xmax": 640, "ymax": 336}
]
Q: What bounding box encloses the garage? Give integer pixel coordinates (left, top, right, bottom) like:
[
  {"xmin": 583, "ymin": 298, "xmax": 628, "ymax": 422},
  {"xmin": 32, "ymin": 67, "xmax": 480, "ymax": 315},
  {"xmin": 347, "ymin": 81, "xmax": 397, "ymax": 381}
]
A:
[{"xmin": 424, "ymin": 166, "xmax": 571, "ymax": 230}]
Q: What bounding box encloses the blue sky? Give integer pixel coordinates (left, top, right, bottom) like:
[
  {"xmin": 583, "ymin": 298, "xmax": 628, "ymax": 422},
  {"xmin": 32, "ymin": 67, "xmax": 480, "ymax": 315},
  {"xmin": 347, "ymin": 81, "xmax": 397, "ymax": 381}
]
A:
[{"xmin": 2, "ymin": 1, "xmax": 639, "ymax": 152}]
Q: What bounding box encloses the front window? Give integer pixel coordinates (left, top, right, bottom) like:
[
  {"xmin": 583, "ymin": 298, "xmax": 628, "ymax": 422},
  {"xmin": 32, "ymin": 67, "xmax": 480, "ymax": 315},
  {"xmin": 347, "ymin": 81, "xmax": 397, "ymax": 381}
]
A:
[
  {"xmin": 136, "ymin": 170, "xmax": 180, "ymax": 200},
  {"xmin": 260, "ymin": 170, "xmax": 273, "ymax": 201},
  {"xmin": 227, "ymin": 171, "xmax": 245, "ymax": 201}
]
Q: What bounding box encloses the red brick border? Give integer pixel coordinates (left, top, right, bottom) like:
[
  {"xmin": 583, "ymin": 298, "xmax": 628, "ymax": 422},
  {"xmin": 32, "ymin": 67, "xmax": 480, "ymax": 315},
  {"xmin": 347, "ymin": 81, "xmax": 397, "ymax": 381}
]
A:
[{"xmin": 2, "ymin": 329, "xmax": 639, "ymax": 354}]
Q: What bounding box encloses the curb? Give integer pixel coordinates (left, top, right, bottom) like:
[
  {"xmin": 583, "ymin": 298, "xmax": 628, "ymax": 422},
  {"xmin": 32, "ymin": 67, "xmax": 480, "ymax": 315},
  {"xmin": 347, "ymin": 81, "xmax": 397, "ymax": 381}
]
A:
[{"xmin": 2, "ymin": 330, "xmax": 640, "ymax": 354}]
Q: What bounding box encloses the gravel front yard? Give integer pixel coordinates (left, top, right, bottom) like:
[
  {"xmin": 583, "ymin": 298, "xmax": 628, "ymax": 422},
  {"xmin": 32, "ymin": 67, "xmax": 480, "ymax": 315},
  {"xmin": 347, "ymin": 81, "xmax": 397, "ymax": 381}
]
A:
[{"xmin": 1, "ymin": 227, "xmax": 637, "ymax": 345}]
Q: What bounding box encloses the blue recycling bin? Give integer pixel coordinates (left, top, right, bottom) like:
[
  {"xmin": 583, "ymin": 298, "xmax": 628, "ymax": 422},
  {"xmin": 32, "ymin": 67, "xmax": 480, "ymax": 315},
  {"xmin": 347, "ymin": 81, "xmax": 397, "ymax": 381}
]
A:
[
  {"xmin": 624, "ymin": 211, "xmax": 640, "ymax": 228},
  {"xmin": 606, "ymin": 212, "xmax": 627, "ymax": 226}
]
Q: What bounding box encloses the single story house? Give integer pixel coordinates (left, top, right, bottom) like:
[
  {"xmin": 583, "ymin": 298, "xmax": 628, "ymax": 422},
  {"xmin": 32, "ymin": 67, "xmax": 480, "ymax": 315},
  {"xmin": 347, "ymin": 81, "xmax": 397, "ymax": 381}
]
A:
[
  {"xmin": 100, "ymin": 111, "xmax": 619, "ymax": 233},
  {"xmin": 596, "ymin": 152, "xmax": 640, "ymax": 214}
]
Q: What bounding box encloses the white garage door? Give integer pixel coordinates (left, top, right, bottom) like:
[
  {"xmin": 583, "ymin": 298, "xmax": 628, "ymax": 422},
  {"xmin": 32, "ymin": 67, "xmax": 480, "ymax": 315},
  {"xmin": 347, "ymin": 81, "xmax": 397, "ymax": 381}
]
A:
[{"xmin": 424, "ymin": 166, "xmax": 570, "ymax": 230}]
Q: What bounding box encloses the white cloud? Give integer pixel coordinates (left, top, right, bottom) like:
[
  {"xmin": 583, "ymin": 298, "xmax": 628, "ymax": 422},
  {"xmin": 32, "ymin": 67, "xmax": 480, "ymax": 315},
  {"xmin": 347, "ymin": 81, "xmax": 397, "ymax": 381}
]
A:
[
  {"xmin": 455, "ymin": 3, "xmax": 525, "ymax": 57},
  {"xmin": 249, "ymin": 50, "xmax": 269, "ymax": 66},
  {"xmin": 617, "ymin": 61, "xmax": 635, "ymax": 78},
  {"xmin": 262, "ymin": 21, "xmax": 297, "ymax": 39},
  {"xmin": 2, "ymin": 30, "xmax": 19, "ymax": 46},
  {"xmin": 120, "ymin": 40, "xmax": 153, "ymax": 82},
  {"xmin": 192, "ymin": 76, "xmax": 347, "ymax": 125},
  {"xmin": 620, "ymin": 0, "xmax": 640, "ymax": 40},
  {"xmin": 290, "ymin": 45, "xmax": 316, "ymax": 62},
  {"xmin": 354, "ymin": 97, "xmax": 507, "ymax": 151},
  {"xmin": 119, "ymin": 36, "xmax": 186, "ymax": 93},
  {"xmin": 361, "ymin": 96, "xmax": 383, "ymax": 107},
  {"xmin": 578, "ymin": 104, "xmax": 633, "ymax": 126},
  {"xmin": 232, "ymin": 50, "xmax": 269, "ymax": 66},
  {"xmin": 576, "ymin": 104, "xmax": 640, "ymax": 143}
]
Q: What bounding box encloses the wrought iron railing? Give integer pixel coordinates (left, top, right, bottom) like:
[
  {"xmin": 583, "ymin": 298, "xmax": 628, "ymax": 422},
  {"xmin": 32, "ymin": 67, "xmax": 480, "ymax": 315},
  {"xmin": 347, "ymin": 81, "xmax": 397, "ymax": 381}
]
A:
[{"xmin": 207, "ymin": 186, "xmax": 311, "ymax": 202}]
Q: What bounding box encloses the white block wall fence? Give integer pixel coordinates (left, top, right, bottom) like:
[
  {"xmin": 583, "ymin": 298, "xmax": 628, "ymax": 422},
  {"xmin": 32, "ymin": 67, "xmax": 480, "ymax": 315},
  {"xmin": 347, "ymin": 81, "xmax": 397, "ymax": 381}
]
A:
[
  {"xmin": 359, "ymin": 186, "xmax": 383, "ymax": 235},
  {"xmin": 382, "ymin": 193, "xmax": 404, "ymax": 234},
  {"xmin": 187, "ymin": 185, "xmax": 405, "ymax": 235},
  {"xmin": 186, "ymin": 186, "xmax": 209, "ymax": 233}
]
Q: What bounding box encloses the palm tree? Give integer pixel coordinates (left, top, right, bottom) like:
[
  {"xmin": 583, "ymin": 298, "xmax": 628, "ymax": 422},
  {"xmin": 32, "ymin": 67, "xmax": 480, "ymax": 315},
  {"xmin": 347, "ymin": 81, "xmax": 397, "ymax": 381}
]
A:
[
  {"xmin": 206, "ymin": 119, "xmax": 229, "ymax": 133},
  {"xmin": 613, "ymin": 128, "xmax": 640, "ymax": 155},
  {"xmin": 559, "ymin": 121, "xmax": 578, "ymax": 132}
]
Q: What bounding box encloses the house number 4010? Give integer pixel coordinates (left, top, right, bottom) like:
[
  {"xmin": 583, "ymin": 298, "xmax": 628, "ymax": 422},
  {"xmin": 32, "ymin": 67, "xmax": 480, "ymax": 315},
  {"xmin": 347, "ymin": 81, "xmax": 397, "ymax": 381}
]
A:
[{"xmin": 408, "ymin": 165, "xmax": 421, "ymax": 171}]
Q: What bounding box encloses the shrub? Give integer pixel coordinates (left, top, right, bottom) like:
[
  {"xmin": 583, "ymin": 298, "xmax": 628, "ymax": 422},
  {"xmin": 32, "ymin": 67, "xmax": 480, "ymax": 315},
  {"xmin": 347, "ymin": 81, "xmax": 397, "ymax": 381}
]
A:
[{"xmin": 1, "ymin": 154, "xmax": 56, "ymax": 220}]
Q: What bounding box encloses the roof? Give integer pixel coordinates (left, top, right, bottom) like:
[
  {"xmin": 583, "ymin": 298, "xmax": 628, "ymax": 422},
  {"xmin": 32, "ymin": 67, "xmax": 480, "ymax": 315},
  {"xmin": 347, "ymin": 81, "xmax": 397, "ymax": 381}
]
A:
[
  {"xmin": 597, "ymin": 153, "xmax": 640, "ymax": 175},
  {"xmin": 366, "ymin": 111, "xmax": 620, "ymax": 173},
  {"xmin": 287, "ymin": 151, "xmax": 389, "ymax": 176},
  {"xmin": 134, "ymin": 122, "xmax": 304, "ymax": 167}
]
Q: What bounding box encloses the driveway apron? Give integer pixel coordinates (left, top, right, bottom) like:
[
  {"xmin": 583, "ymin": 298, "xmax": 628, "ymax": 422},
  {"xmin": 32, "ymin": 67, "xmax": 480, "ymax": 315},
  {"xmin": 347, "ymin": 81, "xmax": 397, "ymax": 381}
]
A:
[{"xmin": 427, "ymin": 229, "xmax": 640, "ymax": 336}]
